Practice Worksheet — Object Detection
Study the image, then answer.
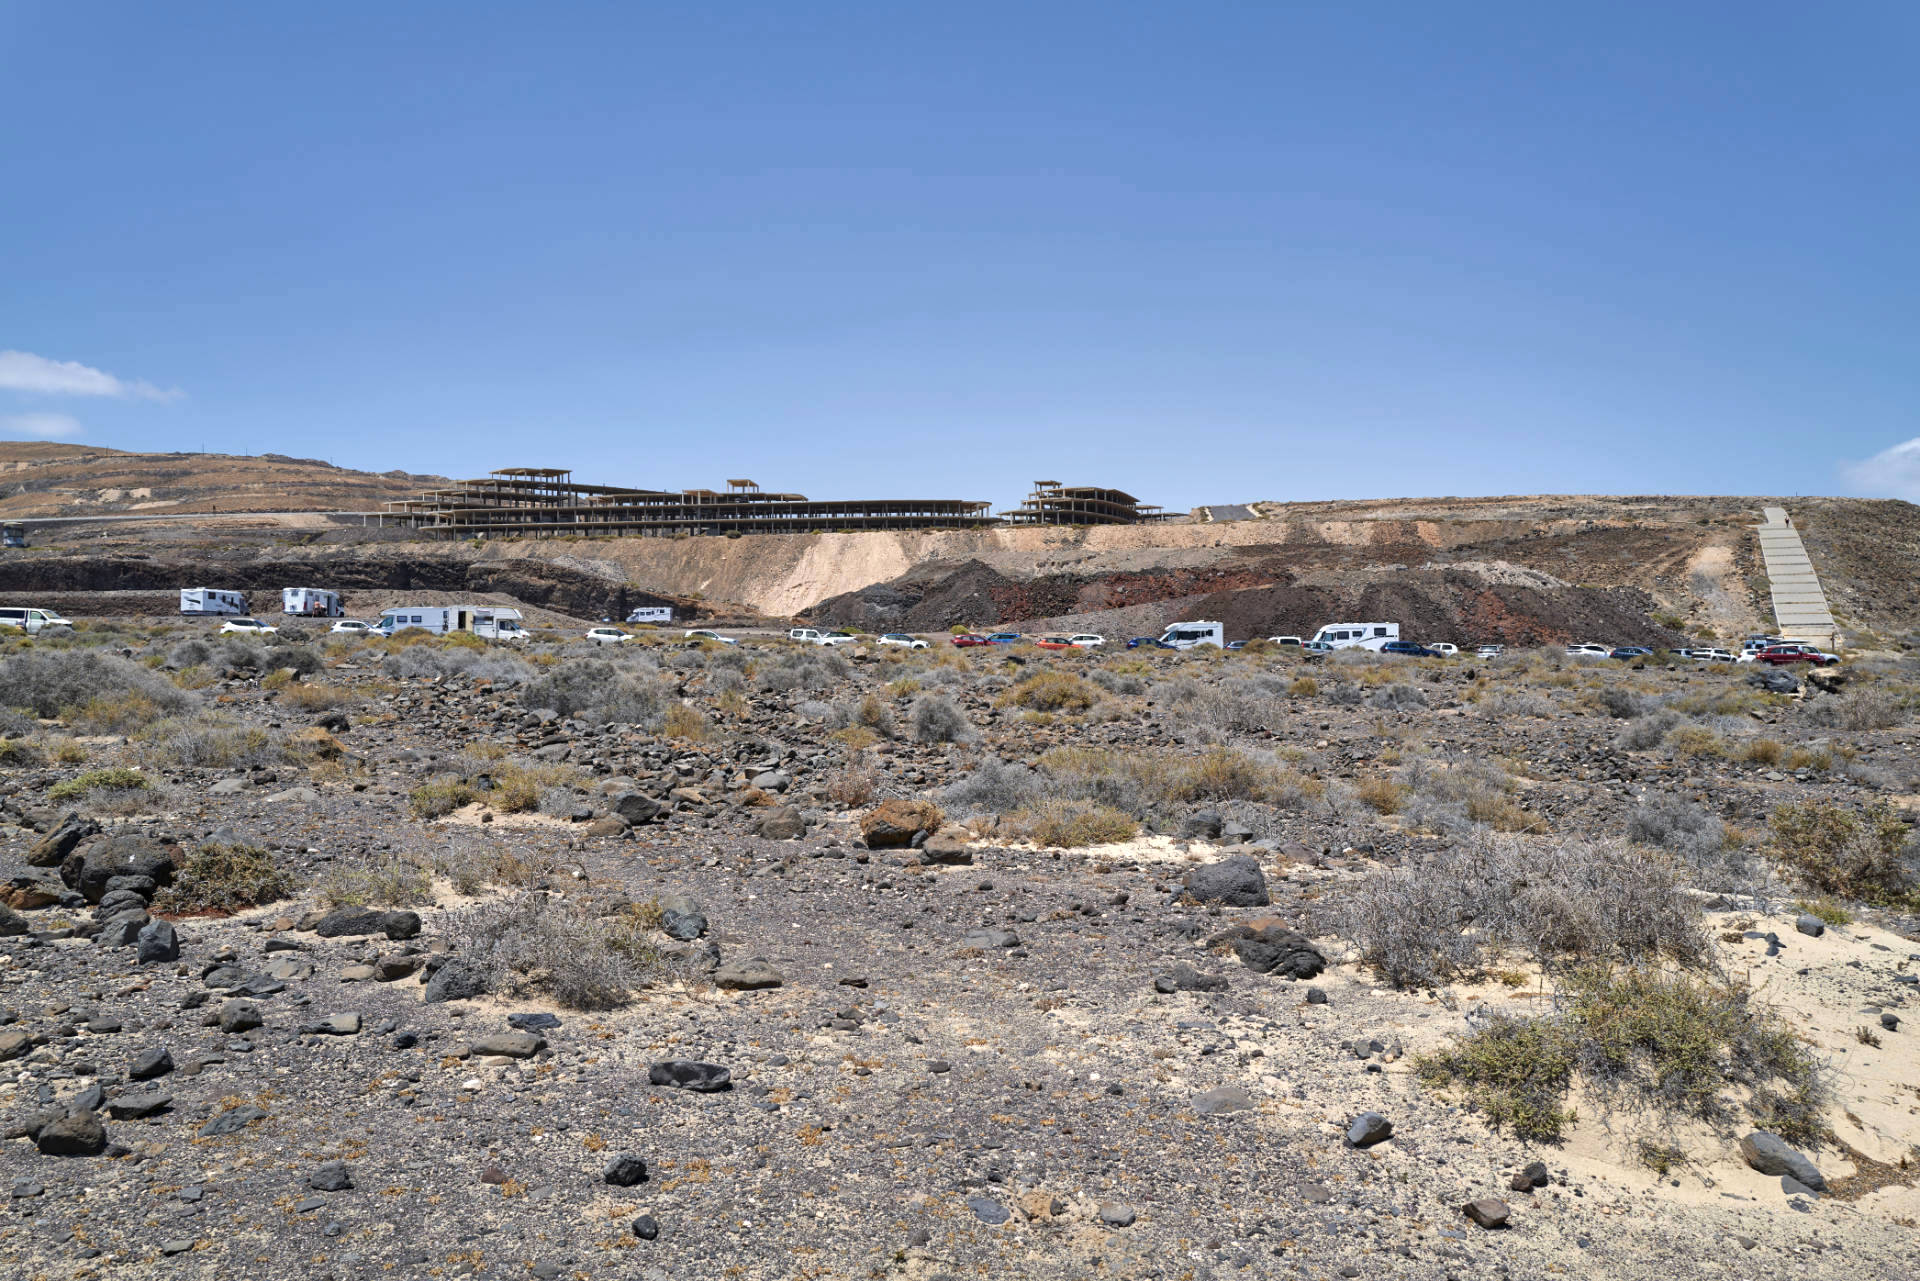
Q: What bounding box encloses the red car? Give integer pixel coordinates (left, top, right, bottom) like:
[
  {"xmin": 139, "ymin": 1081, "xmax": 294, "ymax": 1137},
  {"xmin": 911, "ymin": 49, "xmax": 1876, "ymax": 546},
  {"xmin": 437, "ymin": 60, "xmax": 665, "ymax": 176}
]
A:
[
  {"xmin": 951, "ymin": 633, "xmax": 992, "ymax": 647},
  {"xmin": 1755, "ymin": 644, "xmax": 1839, "ymax": 667}
]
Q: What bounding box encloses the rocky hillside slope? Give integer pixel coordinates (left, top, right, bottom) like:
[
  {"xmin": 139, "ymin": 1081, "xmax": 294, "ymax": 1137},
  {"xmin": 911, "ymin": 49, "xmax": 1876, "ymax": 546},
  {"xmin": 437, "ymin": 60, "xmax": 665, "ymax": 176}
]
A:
[
  {"xmin": 0, "ymin": 443, "xmax": 445, "ymax": 517},
  {"xmin": 4, "ymin": 469, "xmax": 1914, "ymax": 641}
]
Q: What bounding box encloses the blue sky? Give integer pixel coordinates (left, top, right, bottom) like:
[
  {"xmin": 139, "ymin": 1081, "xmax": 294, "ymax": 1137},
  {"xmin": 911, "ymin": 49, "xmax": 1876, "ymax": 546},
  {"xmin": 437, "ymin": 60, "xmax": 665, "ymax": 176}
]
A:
[{"xmin": 4, "ymin": 3, "xmax": 1918, "ymax": 508}]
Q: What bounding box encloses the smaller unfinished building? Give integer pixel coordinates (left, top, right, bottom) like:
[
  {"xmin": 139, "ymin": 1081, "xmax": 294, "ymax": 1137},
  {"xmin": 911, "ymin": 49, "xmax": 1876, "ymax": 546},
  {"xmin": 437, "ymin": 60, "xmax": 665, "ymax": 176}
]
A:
[
  {"xmin": 386, "ymin": 470, "xmax": 1175, "ymax": 537},
  {"xmin": 999, "ymin": 481, "xmax": 1171, "ymax": 526}
]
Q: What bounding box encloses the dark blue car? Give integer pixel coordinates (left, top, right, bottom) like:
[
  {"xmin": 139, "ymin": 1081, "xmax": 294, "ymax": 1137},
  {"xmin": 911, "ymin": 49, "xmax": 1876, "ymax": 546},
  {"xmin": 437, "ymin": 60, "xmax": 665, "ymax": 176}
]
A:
[
  {"xmin": 1124, "ymin": 636, "xmax": 1162, "ymax": 649},
  {"xmin": 1380, "ymin": 641, "xmax": 1440, "ymax": 657}
]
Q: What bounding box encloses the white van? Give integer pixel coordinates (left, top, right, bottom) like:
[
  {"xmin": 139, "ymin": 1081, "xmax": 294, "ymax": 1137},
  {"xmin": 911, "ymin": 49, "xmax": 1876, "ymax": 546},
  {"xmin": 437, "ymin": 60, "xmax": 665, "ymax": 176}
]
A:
[
  {"xmin": 378, "ymin": 606, "xmax": 474, "ymax": 636},
  {"xmin": 0, "ymin": 607, "xmax": 72, "ymax": 634},
  {"xmin": 1156, "ymin": 621, "xmax": 1225, "ymax": 650},
  {"xmin": 473, "ymin": 608, "xmax": 528, "ymax": 642},
  {"xmin": 181, "ymin": 588, "xmax": 248, "ymax": 616},
  {"xmin": 1309, "ymin": 622, "xmax": 1399, "ymax": 652},
  {"xmin": 282, "ymin": 587, "xmax": 344, "ymax": 618}
]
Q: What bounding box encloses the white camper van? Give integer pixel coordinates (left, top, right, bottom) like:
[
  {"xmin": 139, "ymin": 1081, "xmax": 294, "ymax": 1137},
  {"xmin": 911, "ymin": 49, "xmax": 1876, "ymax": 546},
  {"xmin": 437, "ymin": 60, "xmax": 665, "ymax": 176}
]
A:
[
  {"xmin": 377, "ymin": 606, "xmax": 474, "ymax": 636},
  {"xmin": 625, "ymin": 606, "xmax": 673, "ymax": 624},
  {"xmin": 1309, "ymin": 622, "xmax": 1400, "ymax": 652},
  {"xmin": 281, "ymin": 587, "xmax": 344, "ymax": 618},
  {"xmin": 181, "ymin": 588, "xmax": 248, "ymax": 617},
  {"xmin": 473, "ymin": 608, "xmax": 528, "ymax": 642},
  {"xmin": 1156, "ymin": 620, "xmax": 1226, "ymax": 650}
]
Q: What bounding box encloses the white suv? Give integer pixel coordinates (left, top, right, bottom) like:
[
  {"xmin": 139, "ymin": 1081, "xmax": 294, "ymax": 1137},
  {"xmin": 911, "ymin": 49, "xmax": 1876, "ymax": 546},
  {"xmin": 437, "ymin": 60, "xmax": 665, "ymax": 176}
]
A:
[
  {"xmin": 585, "ymin": 627, "xmax": 632, "ymax": 644},
  {"xmin": 330, "ymin": 619, "xmax": 375, "ymax": 635},
  {"xmin": 1068, "ymin": 634, "xmax": 1106, "ymax": 648},
  {"xmin": 1565, "ymin": 643, "xmax": 1612, "ymax": 659},
  {"xmin": 220, "ymin": 618, "xmax": 278, "ymax": 635},
  {"xmin": 0, "ymin": 607, "xmax": 72, "ymax": 634}
]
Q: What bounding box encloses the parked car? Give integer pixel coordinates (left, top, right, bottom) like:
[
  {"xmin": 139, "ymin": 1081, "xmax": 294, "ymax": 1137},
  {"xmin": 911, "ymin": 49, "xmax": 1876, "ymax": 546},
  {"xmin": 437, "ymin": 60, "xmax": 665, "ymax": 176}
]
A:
[
  {"xmin": 1754, "ymin": 644, "xmax": 1839, "ymax": 667},
  {"xmin": 0, "ymin": 607, "xmax": 72, "ymax": 634},
  {"xmin": 1425, "ymin": 643, "xmax": 1459, "ymax": 657},
  {"xmin": 330, "ymin": 619, "xmax": 376, "ymax": 635},
  {"xmin": 585, "ymin": 627, "xmax": 632, "ymax": 644},
  {"xmin": 1683, "ymin": 647, "xmax": 1737, "ymax": 662},
  {"xmin": 985, "ymin": 633, "xmax": 1023, "ymax": 645},
  {"xmin": 1266, "ymin": 635, "xmax": 1303, "ymax": 647},
  {"xmin": 1068, "ymin": 634, "xmax": 1106, "ymax": 648},
  {"xmin": 1225, "ymin": 640, "xmax": 1247, "ymax": 650},
  {"xmin": 788, "ymin": 628, "xmax": 859, "ymax": 647},
  {"xmin": 879, "ymin": 633, "xmax": 929, "ymax": 649},
  {"xmin": 1610, "ymin": 646, "xmax": 1652, "ymax": 659},
  {"xmin": 1565, "ymin": 643, "xmax": 1613, "ymax": 659},
  {"xmin": 1301, "ymin": 640, "xmax": 1335, "ymax": 656},
  {"xmin": 1124, "ymin": 636, "xmax": 1161, "ymax": 649},
  {"xmin": 685, "ymin": 629, "xmax": 736, "ymax": 645},
  {"xmin": 1381, "ymin": 640, "xmax": 1440, "ymax": 657},
  {"xmin": 951, "ymin": 633, "xmax": 992, "ymax": 647},
  {"xmin": 1475, "ymin": 644, "xmax": 1505, "ymax": 658},
  {"xmin": 219, "ymin": 617, "xmax": 278, "ymax": 635},
  {"xmin": 1034, "ymin": 635, "xmax": 1076, "ymax": 650}
]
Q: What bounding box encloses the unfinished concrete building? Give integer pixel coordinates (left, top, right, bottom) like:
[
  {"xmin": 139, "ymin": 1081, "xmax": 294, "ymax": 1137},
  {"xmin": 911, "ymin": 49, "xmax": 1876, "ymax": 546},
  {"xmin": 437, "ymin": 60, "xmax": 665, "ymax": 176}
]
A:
[
  {"xmin": 387, "ymin": 470, "xmax": 997, "ymax": 537},
  {"xmin": 1000, "ymin": 481, "xmax": 1170, "ymax": 526}
]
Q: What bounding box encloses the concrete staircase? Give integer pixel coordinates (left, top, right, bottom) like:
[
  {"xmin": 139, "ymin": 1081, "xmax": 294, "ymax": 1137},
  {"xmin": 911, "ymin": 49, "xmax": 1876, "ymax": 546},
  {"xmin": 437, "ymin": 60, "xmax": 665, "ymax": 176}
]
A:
[{"xmin": 1756, "ymin": 507, "xmax": 1840, "ymax": 648}]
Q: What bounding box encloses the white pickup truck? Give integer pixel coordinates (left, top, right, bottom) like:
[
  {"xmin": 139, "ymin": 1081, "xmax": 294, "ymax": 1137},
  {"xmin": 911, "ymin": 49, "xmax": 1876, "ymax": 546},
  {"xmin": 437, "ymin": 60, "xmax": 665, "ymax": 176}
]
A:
[{"xmin": 788, "ymin": 627, "xmax": 860, "ymax": 647}]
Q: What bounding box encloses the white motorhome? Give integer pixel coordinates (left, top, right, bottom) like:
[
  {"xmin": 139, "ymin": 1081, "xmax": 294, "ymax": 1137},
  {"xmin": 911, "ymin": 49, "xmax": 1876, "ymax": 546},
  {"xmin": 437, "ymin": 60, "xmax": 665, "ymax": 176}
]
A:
[
  {"xmin": 626, "ymin": 606, "xmax": 673, "ymax": 624},
  {"xmin": 181, "ymin": 588, "xmax": 248, "ymax": 616},
  {"xmin": 377, "ymin": 606, "xmax": 474, "ymax": 636},
  {"xmin": 281, "ymin": 587, "xmax": 344, "ymax": 618},
  {"xmin": 1156, "ymin": 620, "xmax": 1225, "ymax": 650},
  {"xmin": 1309, "ymin": 622, "xmax": 1400, "ymax": 652},
  {"xmin": 473, "ymin": 608, "xmax": 528, "ymax": 642}
]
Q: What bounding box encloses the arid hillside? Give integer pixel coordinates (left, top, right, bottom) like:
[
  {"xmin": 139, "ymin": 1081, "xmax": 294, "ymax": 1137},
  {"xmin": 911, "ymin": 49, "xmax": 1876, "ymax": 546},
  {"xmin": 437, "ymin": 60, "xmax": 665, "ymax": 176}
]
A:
[
  {"xmin": 0, "ymin": 443, "xmax": 445, "ymax": 517},
  {"xmin": 1, "ymin": 456, "xmax": 1914, "ymax": 643}
]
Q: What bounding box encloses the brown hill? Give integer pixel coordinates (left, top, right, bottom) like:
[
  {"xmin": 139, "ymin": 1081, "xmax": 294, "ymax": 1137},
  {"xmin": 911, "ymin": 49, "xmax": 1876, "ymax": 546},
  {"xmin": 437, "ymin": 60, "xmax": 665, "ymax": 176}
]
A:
[{"xmin": 0, "ymin": 443, "xmax": 445, "ymax": 518}]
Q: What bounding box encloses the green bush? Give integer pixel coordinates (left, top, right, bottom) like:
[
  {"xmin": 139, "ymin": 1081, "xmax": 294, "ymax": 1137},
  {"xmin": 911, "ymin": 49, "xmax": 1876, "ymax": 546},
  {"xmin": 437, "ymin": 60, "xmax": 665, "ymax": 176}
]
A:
[
  {"xmin": 1768, "ymin": 799, "xmax": 1915, "ymax": 906},
  {"xmin": 1417, "ymin": 965, "xmax": 1826, "ymax": 1148},
  {"xmin": 48, "ymin": 767, "xmax": 150, "ymax": 800}
]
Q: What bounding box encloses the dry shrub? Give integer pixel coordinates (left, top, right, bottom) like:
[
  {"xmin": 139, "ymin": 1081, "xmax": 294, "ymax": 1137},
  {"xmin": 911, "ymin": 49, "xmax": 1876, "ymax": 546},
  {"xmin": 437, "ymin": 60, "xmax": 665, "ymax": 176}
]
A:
[
  {"xmin": 318, "ymin": 849, "xmax": 435, "ymax": 907},
  {"xmin": 1738, "ymin": 738, "xmax": 1784, "ymax": 766},
  {"xmin": 279, "ymin": 682, "xmax": 357, "ymax": 712},
  {"xmin": 824, "ymin": 759, "xmax": 878, "ymax": 807},
  {"xmin": 1767, "ymin": 799, "xmax": 1916, "ymax": 905},
  {"xmin": 0, "ymin": 648, "xmax": 192, "ymax": 730},
  {"xmin": 155, "ymin": 842, "xmax": 300, "ymax": 913},
  {"xmin": 489, "ymin": 760, "xmax": 587, "ymax": 813},
  {"xmin": 908, "ymin": 693, "xmax": 974, "ymax": 744},
  {"xmin": 1356, "ymin": 774, "xmax": 1407, "ymax": 815},
  {"xmin": 660, "ymin": 703, "xmax": 714, "ymax": 741},
  {"xmin": 1288, "ymin": 676, "xmax": 1318, "ymax": 698},
  {"xmin": 1331, "ymin": 832, "xmax": 1706, "ymax": 988},
  {"xmin": 0, "ymin": 738, "xmax": 43, "ymax": 766},
  {"xmin": 1801, "ymin": 687, "xmax": 1905, "ymax": 731},
  {"xmin": 1014, "ymin": 798, "xmax": 1140, "ymax": 848},
  {"xmin": 450, "ymin": 892, "xmax": 665, "ymax": 1009},
  {"xmin": 996, "ymin": 671, "xmax": 1099, "ymax": 713},
  {"xmin": 141, "ymin": 718, "xmax": 288, "ymax": 769},
  {"xmin": 852, "ymin": 692, "xmax": 897, "ymax": 738},
  {"xmin": 410, "ymin": 777, "xmax": 480, "ymax": 819},
  {"xmin": 1666, "ymin": 725, "xmax": 1726, "ymax": 758}
]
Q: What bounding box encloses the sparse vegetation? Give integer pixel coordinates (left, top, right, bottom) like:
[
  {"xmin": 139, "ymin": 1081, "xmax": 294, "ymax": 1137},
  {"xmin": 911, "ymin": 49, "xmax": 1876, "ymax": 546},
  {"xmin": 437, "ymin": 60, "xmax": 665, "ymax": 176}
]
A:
[
  {"xmin": 48, "ymin": 767, "xmax": 150, "ymax": 800},
  {"xmin": 154, "ymin": 842, "xmax": 300, "ymax": 913}
]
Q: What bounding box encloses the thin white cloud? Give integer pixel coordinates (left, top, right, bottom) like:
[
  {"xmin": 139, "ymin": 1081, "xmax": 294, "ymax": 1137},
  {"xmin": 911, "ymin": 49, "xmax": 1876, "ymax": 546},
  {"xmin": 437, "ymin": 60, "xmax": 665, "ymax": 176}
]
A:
[
  {"xmin": 0, "ymin": 412, "xmax": 84, "ymax": 440},
  {"xmin": 0, "ymin": 349, "xmax": 179, "ymax": 400},
  {"xmin": 1840, "ymin": 438, "xmax": 1920, "ymax": 501}
]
